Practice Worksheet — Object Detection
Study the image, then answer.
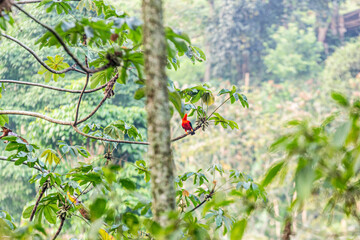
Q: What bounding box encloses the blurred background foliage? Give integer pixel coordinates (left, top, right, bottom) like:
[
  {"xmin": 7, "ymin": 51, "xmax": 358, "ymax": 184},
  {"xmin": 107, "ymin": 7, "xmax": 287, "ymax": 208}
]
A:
[{"xmin": 2, "ymin": 0, "xmax": 360, "ymax": 239}]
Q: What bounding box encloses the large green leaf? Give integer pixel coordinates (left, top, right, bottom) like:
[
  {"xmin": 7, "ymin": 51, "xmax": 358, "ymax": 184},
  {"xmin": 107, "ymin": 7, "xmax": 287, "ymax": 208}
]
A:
[
  {"xmin": 231, "ymin": 219, "xmax": 247, "ymax": 240},
  {"xmin": 262, "ymin": 161, "xmax": 285, "ymax": 187}
]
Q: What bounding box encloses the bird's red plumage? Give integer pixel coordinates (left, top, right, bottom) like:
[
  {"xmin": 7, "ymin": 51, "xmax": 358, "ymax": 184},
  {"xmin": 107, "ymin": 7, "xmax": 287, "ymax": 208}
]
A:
[
  {"xmin": 182, "ymin": 121, "xmax": 192, "ymax": 131},
  {"xmin": 182, "ymin": 114, "xmax": 195, "ymax": 135}
]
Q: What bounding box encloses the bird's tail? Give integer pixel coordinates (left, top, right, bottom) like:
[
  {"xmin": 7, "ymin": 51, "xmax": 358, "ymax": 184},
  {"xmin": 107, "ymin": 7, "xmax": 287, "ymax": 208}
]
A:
[{"xmin": 190, "ymin": 129, "xmax": 195, "ymax": 135}]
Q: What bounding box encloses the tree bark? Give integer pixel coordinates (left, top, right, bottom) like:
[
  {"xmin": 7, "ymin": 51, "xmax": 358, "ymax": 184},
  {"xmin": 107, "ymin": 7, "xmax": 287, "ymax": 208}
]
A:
[{"xmin": 142, "ymin": 0, "xmax": 176, "ymax": 226}]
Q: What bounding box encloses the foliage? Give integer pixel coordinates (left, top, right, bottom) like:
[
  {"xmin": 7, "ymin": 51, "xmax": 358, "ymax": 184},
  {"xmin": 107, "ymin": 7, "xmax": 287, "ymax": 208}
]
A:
[
  {"xmin": 264, "ymin": 23, "xmax": 323, "ymax": 81},
  {"xmin": 323, "ymin": 37, "xmax": 360, "ymax": 83},
  {"xmin": 266, "ymin": 92, "xmax": 360, "ymax": 229},
  {"xmin": 208, "ymin": 0, "xmax": 285, "ymax": 82}
]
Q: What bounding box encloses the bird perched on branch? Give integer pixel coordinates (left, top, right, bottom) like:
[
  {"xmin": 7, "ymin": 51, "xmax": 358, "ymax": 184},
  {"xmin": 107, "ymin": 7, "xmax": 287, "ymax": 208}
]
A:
[{"xmin": 182, "ymin": 114, "xmax": 195, "ymax": 135}]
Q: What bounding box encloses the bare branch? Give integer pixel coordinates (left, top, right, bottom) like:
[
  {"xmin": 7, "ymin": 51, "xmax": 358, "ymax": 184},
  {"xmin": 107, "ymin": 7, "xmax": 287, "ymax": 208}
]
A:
[
  {"xmin": 75, "ymin": 92, "xmax": 108, "ymax": 125},
  {"xmin": 0, "ymin": 80, "xmax": 108, "ymax": 93},
  {"xmin": 74, "ymin": 74, "xmax": 89, "ymax": 125},
  {"xmin": 76, "ymin": 73, "xmax": 119, "ymax": 125},
  {"xmin": 0, "ymin": 109, "xmax": 198, "ymax": 143},
  {"xmin": 207, "ymin": 95, "xmax": 232, "ymax": 120},
  {"xmin": 72, "ymin": 125, "xmax": 150, "ymax": 145},
  {"xmin": 16, "ymin": 0, "xmax": 42, "ymax": 4},
  {"xmin": 16, "ymin": 0, "xmax": 80, "ymax": 4},
  {"xmin": 52, "ymin": 216, "xmax": 65, "ymax": 240},
  {"xmin": 30, "ymin": 181, "xmax": 48, "ymax": 221},
  {"xmin": 187, "ymin": 188, "xmax": 215, "ymax": 213},
  {"xmin": 171, "ymin": 125, "xmax": 201, "ymax": 142},
  {"xmin": 0, "ymin": 110, "xmax": 72, "ymax": 125},
  {"xmin": 0, "ymin": 33, "xmax": 86, "ymax": 75},
  {"xmin": 0, "ymin": 156, "xmax": 43, "ymax": 172},
  {"xmin": 13, "ymin": 4, "xmax": 111, "ymax": 74}
]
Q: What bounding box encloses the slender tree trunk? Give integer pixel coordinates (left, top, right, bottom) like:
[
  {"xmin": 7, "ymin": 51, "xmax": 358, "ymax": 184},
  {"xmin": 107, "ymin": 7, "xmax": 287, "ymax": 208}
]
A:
[{"xmin": 142, "ymin": 0, "xmax": 176, "ymax": 226}]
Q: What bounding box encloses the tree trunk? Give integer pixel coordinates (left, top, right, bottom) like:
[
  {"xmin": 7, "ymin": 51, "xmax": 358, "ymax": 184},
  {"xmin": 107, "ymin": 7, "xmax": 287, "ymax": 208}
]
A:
[{"xmin": 142, "ymin": 0, "xmax": 176, "ymax": 226}]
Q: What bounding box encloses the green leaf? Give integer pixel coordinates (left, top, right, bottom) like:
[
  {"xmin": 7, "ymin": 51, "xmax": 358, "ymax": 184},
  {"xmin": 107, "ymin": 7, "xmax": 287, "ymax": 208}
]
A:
[
  {"xmin": 90, "ymin": 197, "xmax": 107, "ymax": 220},
  {"xmin": 22, "ymin": 205, "xmax": 35, "ymax": 219},
  {"xmin": 44, "ymin": 205, "xmax": 57, "ymax": 224},
  {"xmin": 5, "ymin": 142, "xmax": 23, "ymax": 151},
  {"xmin": 231, "ymin": 219, "xmax": 247, "ymax": 240},
  {"xmin": 218, "ymin": 88, "xmax": 231, "ymax": 96},
  {"xmin": 332, "ymin": 121, "xmax": 351, "ymax": 147},
  {"xmin": 191, "ymin": 46, "xmax": 206, "ymax": 61},
  {"xmin": 104, "ymin": 124, "xmax": 124, "ymax": 139},
  {"xmin": 119, "ymin": 178, "xmax": 136, "ymax": 191},
  {"xmin": 134, "ymin": 87, "xmax": 145, "ymax": 100},
  {"xmin": 331, "ymin": 91, "xmax": 349, "ymax": 107},
  {"xmin": 40, "ymin": 149, "xmax": 60, "ymax": 166},
  {"xmin": 295, "ymin": 158, "xmax": 315, "ymax": 201},
  {"xmin": 169, "ymin": 91, "xmax": 183, "ymax": 117},
  {"xmin": 0, "ymin": 114, "xmax": 9, "ymax": 126},
  {"xmin": 262, "ymin": 161, "xmax": 285, "ymax": 187}
]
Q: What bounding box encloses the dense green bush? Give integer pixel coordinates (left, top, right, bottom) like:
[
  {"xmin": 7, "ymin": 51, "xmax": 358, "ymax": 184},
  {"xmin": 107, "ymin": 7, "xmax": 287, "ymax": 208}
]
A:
[
  {"xmin": 323, "ymin": 37, "xmax": 360, "ymax": 83},
  {"xmin": 264, "ymin": 23, "xmax": 323, "ymax": 81}
]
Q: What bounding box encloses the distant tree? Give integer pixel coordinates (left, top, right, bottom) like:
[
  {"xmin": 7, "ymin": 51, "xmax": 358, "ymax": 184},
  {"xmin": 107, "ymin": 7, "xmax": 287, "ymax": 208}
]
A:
[{"xmin": 208, "ymin": 0, "xmax": 285, "ymax": 83}]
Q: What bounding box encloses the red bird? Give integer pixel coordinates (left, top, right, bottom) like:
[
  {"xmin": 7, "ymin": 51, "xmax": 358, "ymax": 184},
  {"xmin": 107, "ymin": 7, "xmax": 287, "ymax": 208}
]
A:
[{"xmin": 182, "ymin": 114, "xmax": 195, "ymax": 135}]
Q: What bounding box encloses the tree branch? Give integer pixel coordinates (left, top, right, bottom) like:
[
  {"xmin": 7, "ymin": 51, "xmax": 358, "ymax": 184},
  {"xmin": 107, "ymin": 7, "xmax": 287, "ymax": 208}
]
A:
[
  {"xmin": 0, "ymin": 156, "xmax": 42, "ymax": 172},
  {"xmin": 0, "ymin": 110, "xmax": 72, "ymax": 125},
  {"xmin": 0, "ymin": 80, "xmax": 108, "ymax": 93},
  {"xmin": 72, "ymin": 125, "xmax": 150, "ymax": 145},
  {"xmin": 187, "ymin": 189, "xmax": 214, "ymax": 213},
  {"xmin": 207, "ymin": 95, "xmax": 232, "ymax": 120},
  {"xmin": 0, "ymin": 109, "xmax": 199, "ymax": 143},
  {"xmin": 171, "ymin": 125, "xmax": 201, "ymax": 142},
  {"xmin": 75, "ymin": 90, "xmax": 109, "ymax": 125},
  {"xmin": 13, "ymin": 4, "xmax": 111, "ymax": 74},
  {"xmin": 74, "ymin": 73, "xmax": 89, "ymax": 125},
  {"xmin": 30, "ymin": 181, "xmax": 48, "ymax": 221},
  {"xmin": 52, "ymin": 216, "xmax": 65, "ymax": 240},
  {"xmin": 75, "ymin": 73, "xmax": 119, "ymax": 125},
  {"xmin": 0, "ymin": 33, "xmax": 86, "ymax": 75},
  {"xmin": 16, "ymin": 0, "xmax": 80, "ymax": 4}
]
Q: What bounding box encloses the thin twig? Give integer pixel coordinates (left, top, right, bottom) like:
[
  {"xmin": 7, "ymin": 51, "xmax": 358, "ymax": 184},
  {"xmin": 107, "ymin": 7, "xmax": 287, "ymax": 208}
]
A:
[
  {"xmin": 187, "ymin": 189, "xmax": 215, "ymax": 213},
  {"xmin": 52, "ymin": 216, "xmax": 65, "ymax": 240},
  {"xmin": 74, "ymin": 74, "xmax": 90, "ymax": 125},
  {"xmin": 13, "ymin": 4, "xmax": 111, "ymax": 74},
  {"xmin": 0, "ymin": 80, "xmax": 108, "ymax": 93},
  {"xmin": 0, "ymin": 33, "xmax": 86, "ymax": 74},
  {"xmin": 76, "ymin": 92, "xmax": 108, "ymax": 125},
  {"xmin": 76, "ymin": 73, "xmax": 119, "ymax": 124},
  {"xmin": 207, "ymin": 95, "xmax": 232, "ymax": 120},
  {"xmin": 16, "ymin": 0, "xmax": 43, "ymax": 3},
  {"xmin": 16, "ymin": 0, "xmax": 80, "ymax": 4},
  {"xmin": 30, "ymin": 181, "xmax": 48, "ymax": 221},
  {"xmin": 0, "ymin": 156, "xmax": 43, "ymax": 172},
  {"xmin": 0, "ymin": 110, "xmax": 72, "ymax": 125},
  {"xmin": 70, "ymin": 183, "xmax": 92, "ymax": 209}
]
